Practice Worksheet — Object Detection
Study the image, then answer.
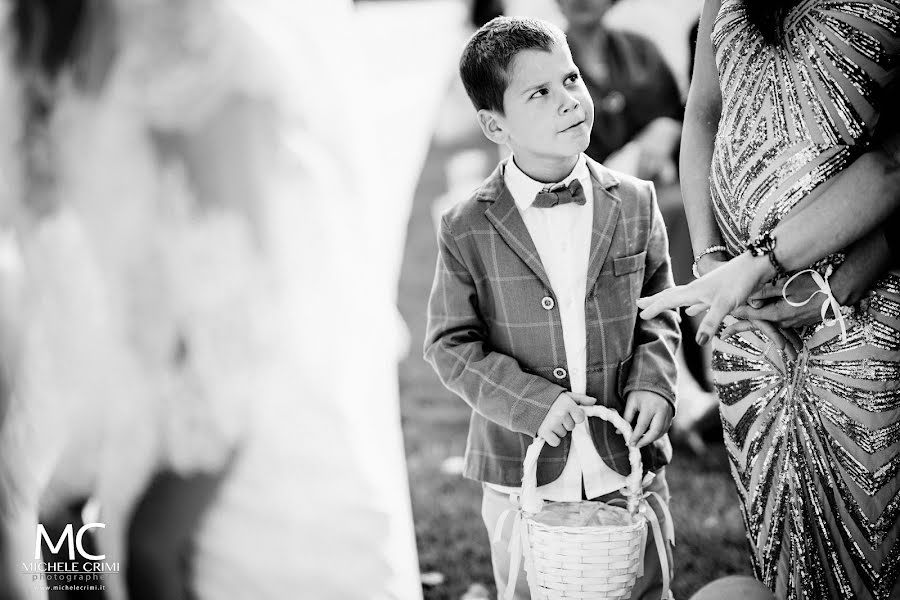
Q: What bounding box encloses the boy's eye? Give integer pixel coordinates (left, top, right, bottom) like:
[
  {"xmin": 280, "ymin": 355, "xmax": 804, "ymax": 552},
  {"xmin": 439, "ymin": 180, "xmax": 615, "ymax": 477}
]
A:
[
  {"xmin": 529, "ymin": 88, "xmax": 549, "ymax": 100},
  {"xmin": 565, "ymin": 73, "xmax": 580, "ymax": 84}
]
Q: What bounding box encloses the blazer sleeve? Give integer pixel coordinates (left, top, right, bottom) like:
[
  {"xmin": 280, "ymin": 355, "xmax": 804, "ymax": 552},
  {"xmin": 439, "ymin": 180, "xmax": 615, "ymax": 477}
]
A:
[
  {"xmin": 623, "ymin": 182, "xmax": 681, "ymax": 408},
  {"xmin": 424, "ymin": 216, "xmax": 566, "ymax": 436}
]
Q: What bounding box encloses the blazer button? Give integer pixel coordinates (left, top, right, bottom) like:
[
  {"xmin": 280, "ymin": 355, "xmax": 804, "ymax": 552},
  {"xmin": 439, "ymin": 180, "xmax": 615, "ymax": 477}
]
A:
[
  {"xmin": 553, "ymin": 367, "xmax": 567, "ymax": 379},
  {"xmin": 541, "ymin": 296, "xmax": 555, "ymax": 310}
]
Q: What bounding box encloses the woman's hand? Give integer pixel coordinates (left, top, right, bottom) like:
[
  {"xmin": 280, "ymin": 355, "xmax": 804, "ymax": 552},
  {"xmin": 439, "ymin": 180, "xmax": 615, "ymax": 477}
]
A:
[
  {"xmin": 720, "ymin": 314, "xmax": 804, "ymax": 360},
  {"xmin": 719, "ymin": 274, "xmax": 817, "ymax": 359},
  {"xmin": 638, "ymin": 251, "xmax": 773, "ymax": 345},
  {"xmin": 694, "ymin": 255, "xmax": 797, "ymax": 351},
  {"xmin": 693, "ymin": 254, "xmax": 798, "ymax": 353},
  {"xmin": 722, "ymin": 275, "xmax": 823, "ymax": 352},
  {"xmin": 723, "ymin": 273, "xmax": 828, "ymax": 332}
]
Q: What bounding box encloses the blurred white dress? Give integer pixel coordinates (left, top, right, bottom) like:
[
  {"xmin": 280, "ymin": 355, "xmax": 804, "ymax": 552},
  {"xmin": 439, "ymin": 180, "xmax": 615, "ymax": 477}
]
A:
[{"xmin": 0, "ymin": 0, "xmax": 420, "ymax": 598}]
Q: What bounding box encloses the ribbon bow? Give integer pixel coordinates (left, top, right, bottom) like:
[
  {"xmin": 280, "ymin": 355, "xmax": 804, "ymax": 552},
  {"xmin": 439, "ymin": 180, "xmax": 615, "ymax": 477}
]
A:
[
  {"xmin": 532, "ymin": 179, "xmax": 586, "ymax": 208},
  {"xmin": 782, "ymin": 265, "xmax": 848, "ymax": 344}
]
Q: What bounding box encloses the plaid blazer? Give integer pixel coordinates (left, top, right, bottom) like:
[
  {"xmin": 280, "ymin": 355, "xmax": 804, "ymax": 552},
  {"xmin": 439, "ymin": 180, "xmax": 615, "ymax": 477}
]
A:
[{"xmin": 424, "ymin": 156, "xmax": 680, "ymax": 486}]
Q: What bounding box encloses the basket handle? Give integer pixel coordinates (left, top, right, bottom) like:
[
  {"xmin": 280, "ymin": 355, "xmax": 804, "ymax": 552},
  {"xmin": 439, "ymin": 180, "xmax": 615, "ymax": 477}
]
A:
[{"xmin": 520, "ymin": 404, "xmax": 644, "ymax": 515}]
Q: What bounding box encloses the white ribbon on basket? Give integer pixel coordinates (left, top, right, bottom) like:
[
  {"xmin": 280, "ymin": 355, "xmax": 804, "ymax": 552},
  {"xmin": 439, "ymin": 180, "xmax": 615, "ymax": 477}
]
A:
[
  {"xmin": 494, "ymin": 436, "xmax": 674, "ymax": 600},
  {"xmin": 609, "ymin": 472, "xmax": 675, "ymax": 600},
  {"xmin": 493, "ymin": 506, "xmax": 525, "ymax": 600},
  {"xmin": 781, "ymin": 265, "xmax": 849, "ymax": 344}
]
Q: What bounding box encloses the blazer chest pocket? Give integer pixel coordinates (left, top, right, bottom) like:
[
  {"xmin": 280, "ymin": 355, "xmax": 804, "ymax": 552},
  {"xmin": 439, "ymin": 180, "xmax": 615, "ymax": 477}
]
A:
[{"xmin": 613, "ymin": 251, "xmax": 646, "ymax": 276}]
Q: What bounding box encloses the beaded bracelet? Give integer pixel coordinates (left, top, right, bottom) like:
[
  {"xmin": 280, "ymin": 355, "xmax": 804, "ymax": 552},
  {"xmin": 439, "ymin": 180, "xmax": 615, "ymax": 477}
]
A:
[
  {"xmin": 691, "ymin": 245, "xmax": 728, "ymax": 278},
  {"xmin": 746, "ymin": 231, "xmax": 786, "ymax": 284}
]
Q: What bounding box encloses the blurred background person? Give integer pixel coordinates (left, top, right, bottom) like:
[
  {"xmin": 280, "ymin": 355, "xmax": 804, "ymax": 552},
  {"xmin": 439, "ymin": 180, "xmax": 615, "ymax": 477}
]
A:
[
  {"xmin": 0, "ymin": 0, "xmax": 431, "ymax": 598},
  {"xmin": 558, "ymin": 0, "xmax": 683, "ymax": 182},
  {"xmin": 0, "ymin": 1, "xmax": 187, "ymax": 597},
  {"xmin": 496, "ymin": 0, "xmax": 701, "ymax": 92},
  {"xmin": 169, "ymin": 1, "xmax": 433, "ymax": 597}
]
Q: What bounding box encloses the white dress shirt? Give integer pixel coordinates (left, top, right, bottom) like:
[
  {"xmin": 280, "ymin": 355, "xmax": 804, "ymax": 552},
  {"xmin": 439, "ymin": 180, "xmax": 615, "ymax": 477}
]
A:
[{"xmin": 487, "ymin": 154, "xmax": 627, "ymax": 501}]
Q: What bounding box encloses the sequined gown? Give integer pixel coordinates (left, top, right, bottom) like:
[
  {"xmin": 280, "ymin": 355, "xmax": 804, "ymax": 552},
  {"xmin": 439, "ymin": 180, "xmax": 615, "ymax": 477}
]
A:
[{"xmin": 708, "ymin": 1, "xmax": 900, "ymax": 598}]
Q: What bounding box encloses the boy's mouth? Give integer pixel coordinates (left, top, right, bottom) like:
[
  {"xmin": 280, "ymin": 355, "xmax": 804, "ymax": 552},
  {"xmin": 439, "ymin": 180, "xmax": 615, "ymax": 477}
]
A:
[{"xmin": 560, "ymin": 120, "xmax": 586, "ymax": 133}]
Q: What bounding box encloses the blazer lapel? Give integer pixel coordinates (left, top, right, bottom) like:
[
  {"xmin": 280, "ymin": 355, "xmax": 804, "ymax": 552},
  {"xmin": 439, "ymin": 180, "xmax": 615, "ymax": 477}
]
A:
[
  {"xmin": 481, "ymin": 162, "xmax": 553, "ymax": 291},
  {"xmin": 585, "ymin": 159, "xmax": 622, "ymax": 296}
]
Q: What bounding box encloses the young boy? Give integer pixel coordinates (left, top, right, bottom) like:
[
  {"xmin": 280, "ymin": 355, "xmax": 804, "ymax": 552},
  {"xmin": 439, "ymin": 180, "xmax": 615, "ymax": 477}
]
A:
[{"xmin": 424, "ymin": 16, "xmax": 680, "ymax": 600}]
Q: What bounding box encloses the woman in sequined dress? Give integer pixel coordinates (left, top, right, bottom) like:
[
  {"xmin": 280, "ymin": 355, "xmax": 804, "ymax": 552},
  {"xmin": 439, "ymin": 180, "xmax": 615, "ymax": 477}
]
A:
[{"xmin": 638, "ymin": 1, "xmax": 900, "ymax": 598}]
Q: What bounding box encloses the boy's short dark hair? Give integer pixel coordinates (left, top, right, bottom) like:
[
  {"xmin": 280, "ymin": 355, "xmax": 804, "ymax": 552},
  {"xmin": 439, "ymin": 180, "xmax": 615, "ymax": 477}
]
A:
[{"xmin": 459, "ymin": 16, "xmax": 566, "ymax": 114}]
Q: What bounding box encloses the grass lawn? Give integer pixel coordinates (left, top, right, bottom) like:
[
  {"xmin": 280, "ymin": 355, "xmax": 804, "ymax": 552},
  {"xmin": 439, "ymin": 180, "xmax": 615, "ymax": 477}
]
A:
[{"xmin": 397, "ymin": 85, "xmax": 753, "ymax": 600}]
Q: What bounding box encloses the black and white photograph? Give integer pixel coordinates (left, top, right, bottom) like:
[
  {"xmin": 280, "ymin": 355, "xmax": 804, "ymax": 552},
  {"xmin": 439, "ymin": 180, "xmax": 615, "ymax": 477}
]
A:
[{"xmin": 0, "ymin": 0, "xmax": 897, "ymax": 599}]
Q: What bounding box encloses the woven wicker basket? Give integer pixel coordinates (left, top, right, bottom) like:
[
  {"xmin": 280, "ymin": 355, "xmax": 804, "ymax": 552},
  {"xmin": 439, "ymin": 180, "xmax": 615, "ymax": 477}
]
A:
[{"xmin": 518, "ymin": 405, "xmax": 647, "ymax": 600}]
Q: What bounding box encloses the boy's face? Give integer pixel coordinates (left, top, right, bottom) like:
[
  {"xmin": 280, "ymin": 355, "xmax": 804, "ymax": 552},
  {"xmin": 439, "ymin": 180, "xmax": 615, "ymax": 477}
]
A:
[{"xmin": 479, "ymin": 42, "xmax": 593, "ymax": 179}]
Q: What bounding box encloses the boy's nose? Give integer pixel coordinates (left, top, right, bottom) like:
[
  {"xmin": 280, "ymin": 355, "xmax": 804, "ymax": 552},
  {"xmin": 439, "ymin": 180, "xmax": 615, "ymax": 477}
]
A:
[{"xmin": 560, "ymin": 92, "xmax": 580, "ymax": 113}]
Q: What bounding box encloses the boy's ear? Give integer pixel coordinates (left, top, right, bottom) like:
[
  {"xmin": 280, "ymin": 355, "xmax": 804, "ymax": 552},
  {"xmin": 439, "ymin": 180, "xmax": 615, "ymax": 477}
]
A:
[{"xmin": 477, "ymin": 109, "xmax": 508, "ymax": 145}]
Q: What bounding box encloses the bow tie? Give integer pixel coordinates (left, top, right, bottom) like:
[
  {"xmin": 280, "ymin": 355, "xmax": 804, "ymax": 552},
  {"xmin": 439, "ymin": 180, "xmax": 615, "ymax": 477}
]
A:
[{"xmin": 532, "ymin": 179, "xmax": 586, "ymax": 208}]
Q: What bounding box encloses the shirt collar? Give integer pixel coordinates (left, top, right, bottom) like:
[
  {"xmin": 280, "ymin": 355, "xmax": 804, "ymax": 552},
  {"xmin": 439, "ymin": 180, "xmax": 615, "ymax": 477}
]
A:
[{"xmin": 505, "ymin": 154, "xmax": 589, "ymax": 211}]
